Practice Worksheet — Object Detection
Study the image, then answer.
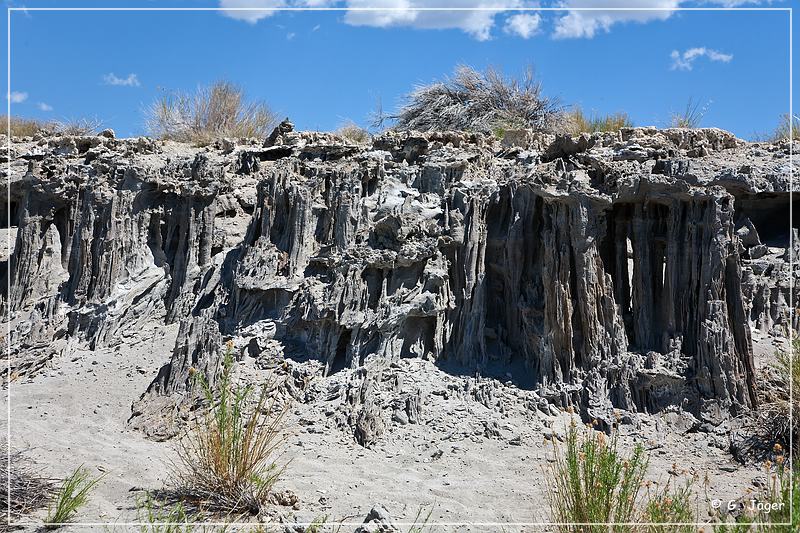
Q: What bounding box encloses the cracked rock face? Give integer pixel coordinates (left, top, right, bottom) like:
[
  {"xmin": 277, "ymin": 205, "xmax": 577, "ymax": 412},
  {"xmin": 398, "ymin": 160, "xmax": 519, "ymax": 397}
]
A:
[{"xmin": 2, "ymin": 127, "xmax": 796, "ymax": 439}]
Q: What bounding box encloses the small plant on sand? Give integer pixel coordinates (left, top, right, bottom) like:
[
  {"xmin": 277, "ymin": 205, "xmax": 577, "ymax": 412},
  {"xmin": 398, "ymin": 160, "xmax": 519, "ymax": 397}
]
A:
[
  {"xmin": 171, "ymin": 342, "xmax": 288, "ymax": 515},
  {"xmin": 385, "ymin": 65, "xmax": 564, "ymax": 134},
  {"xmin": 0, "ymin": 443, "xmax": 55, "ymax": 522},
  {"xmin": 568, "ymin": 108, "xmax": 633, "ymax": 133},
  {"xmin": 642, "ymin": 476, "xmax": 695, "ymax": 532},
  {"xmin": 136, "ymin": 494, "xmax": 196, "ymax": 533},
  {"xmin": 737, "ymin": 339, "xmax": 799, "ymax": 460},
  {"xmin": 546, "ymin": 420, "xmax": 648, "ymax": 532},
  {"xmin": 145, "ymin": 81, "xmax": 278, "ymax": 145},
  {"xmin": 44, "ymin": 466, "xmax": 103, "ymax": 529},
  {"xmin": 407, "ymin": 505, "xmax": 435, "ymax": 533}
]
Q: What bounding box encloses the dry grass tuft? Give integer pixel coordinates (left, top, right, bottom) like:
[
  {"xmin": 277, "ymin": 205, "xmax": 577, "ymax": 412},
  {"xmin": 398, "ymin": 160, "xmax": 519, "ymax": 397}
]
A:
[
  {"xmin": 1, "ymin": 116, "xmax": 102, "ymax": 137},
  {"xmin": 145, "ymin": 81, "xmax": 278, "ymax": 145},
  {"xmin": 0, "ymin": 443, "xmax": 55, "ymax": 523},
  {"xmin": 769, "ymin": 114, "xmax": 800, "ymax": 142},
  {"xmin": 168, "ymin": 343, "xmax": 288, "ymax": 516},
  {"xmin": 386, "ymin": 65, "xmax": 564, "ymax": 134},
  {"xmin": 0, "ymin": 116, "xmax": 50, "ymax": 137},
  {"xmin": 51, "ymin": 117, "xmax": 103, "ymax": 136},
  {"xmin": 567, "ymin": 108, "xmax": 633, "ymax": 134},
  {"xmin": 335, "ymin": 122, "xmax": 371, "ymax": 144}
]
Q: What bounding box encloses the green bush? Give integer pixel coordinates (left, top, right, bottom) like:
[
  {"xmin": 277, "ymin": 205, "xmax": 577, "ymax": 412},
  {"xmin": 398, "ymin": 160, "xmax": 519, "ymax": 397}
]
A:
[
  {"xmin": 546, "ymin": 421, "xmax": 648, "ymax": 532},
  {"xmin": 171, "ymin": 343, "xmax": 288, "ymax": 515}
]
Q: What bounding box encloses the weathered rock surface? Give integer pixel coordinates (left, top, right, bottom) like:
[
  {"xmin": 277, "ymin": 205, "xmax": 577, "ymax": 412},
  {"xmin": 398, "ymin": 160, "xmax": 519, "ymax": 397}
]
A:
[{"xmin": 2, "ymin": 127, "xmax": 796, "ymax": 440}]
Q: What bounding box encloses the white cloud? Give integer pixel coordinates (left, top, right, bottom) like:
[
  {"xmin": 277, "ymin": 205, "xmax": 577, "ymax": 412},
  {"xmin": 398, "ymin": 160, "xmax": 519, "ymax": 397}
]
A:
[
  {"xmin": 670, "ymin": 47, "xmax": 733, "ymax": 70},
  {"xmin": 37, "ymin": 102, "xmax": 53, "ymax": 111},
  {"xmin": 287, "ymin": 31, "xmax": 296, "ymax": 39},
  {"xmin": 553, "ymin": 0, "xmax": 680, "ymax": 39},
  {"xmin": 312, "ymin": 24, "xmax": 321, "ymax": 31},
  {"xmin": 7, "ymin": 91, "xmax": 28, "ymax": 103},
  {"xmin": 103, "ymin": 73, "xmax": 141, "ymax": 87},
  {"xmin": 504, "ymin": 13, "xmax": 541, "ymax": 38},
  {"xmin": 344, "ymin": 0, "xmax": 523, "ymax": 41},
  {"xmin": 219, "ymin": 0, "xmax": 286, "ymax": 23}
]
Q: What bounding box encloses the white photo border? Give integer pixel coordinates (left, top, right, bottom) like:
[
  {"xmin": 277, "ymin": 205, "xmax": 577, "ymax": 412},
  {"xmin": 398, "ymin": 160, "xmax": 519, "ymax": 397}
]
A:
[{"xmin": 5, "ymin": 4, "xmax": 794, "ymax": 528}]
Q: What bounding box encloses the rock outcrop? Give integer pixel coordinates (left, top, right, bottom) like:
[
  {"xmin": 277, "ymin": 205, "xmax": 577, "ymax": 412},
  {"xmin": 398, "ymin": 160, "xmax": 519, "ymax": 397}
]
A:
[{"xmin": 2, "ymin": 127, "xmax": 796, "ymax": 437}]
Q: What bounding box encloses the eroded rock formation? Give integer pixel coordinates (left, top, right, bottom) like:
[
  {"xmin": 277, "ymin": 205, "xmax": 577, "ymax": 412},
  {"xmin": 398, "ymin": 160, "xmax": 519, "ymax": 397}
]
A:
[{"xmin": 2, "ymin": 127, "xmax": 796, "ymax": 438}]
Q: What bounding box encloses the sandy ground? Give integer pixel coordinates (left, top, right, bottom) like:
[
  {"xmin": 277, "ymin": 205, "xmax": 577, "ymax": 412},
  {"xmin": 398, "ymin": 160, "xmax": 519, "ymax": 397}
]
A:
[{"xmin": 3, "ymin": 315, "xmax": 780, "ymax": 532}]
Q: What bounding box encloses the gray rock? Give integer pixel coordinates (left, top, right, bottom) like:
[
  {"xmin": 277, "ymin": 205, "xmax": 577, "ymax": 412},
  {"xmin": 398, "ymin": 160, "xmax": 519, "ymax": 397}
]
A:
[{"xmin": 3, "ymin": 128, "xmax": 793, "ymax": 434}]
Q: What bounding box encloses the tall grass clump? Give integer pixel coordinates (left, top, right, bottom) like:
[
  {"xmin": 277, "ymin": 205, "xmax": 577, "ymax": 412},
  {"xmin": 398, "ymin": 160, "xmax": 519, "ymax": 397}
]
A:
[
  {"xmin": 44, "ymin": 466, "xmax": 103, "ymax": 529},
  {"xmin": 670, "ymin": 97, "xmax": 708, "ymax": 128},
  {"xmin": 145, "ymin": 81, "xmax": 278, "ymax": 145},
  {"xmin": 0, "ymin": 116, "xmax": 50, "ymax": 137},
  {"xmin": 546, "ymin": 420, "xmax": 648, "ymax": 531},
  {"xmin": 568, "ymin": 108, "xmax": 633, "ymax": 134},
  {"xmin": 770, "ymin": 114, "xmax": 799, "ymax": 141},
  {"xmin": 171, "ymin": 342, "xmax": 288, "ymax": 515},
  {"xmin": 387, "ymin": 65, "xmax": 564, "ymax": 134}
]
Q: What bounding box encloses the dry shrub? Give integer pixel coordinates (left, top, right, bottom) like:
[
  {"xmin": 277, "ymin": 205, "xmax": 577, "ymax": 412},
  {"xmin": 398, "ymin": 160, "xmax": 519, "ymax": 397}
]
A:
[
  {"xmin": 169, "ymin": 343, "xmax": 288, "ymax": 516},
  {"xmin": 0, "ymin": 443, "xmax": 55, "ymax": 524},
  {"xmin": 335, "ymin": 121, "xmax": 371, "ymax": 144},
  {"xmin": 146, "ymin": 81, "xmax": 278, "ymax": 145},
  {"xmin": 734, "ymin": 339, "xmax": 799, "ymax": 462},
  {"xmin": 770, "ymin": 114, "xmax": 799, "ymax": 142},
  {"xmin": 568, "ymin": 108, "xmax": 633, "ymax": 134},
  {"xmin": 0, "ymin": 116, "xmax": 51, "ymax": 137},
  {"xmin": 51, "ymin": 117, "xmax": 103, "ymax": 136},
  {"xmin": 387, "ymin": 65, "xmax": 564, "ymax": 134},
  {"xmin": 1, "ymin": 116, "xmax": 102, "ymax": 137}
]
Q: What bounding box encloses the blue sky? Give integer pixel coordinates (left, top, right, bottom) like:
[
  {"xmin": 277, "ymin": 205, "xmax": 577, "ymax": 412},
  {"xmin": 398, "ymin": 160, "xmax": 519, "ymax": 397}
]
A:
[{"xmin": 2, "ymin": 0, "xmax": 796, "ymax": 140}]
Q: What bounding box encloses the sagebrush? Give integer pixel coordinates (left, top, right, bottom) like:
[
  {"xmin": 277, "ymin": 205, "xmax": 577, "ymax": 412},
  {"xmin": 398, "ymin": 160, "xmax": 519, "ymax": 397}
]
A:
[{"xmin": 145, "ymin": 81, "xmax": 278, "ymax": 145}]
